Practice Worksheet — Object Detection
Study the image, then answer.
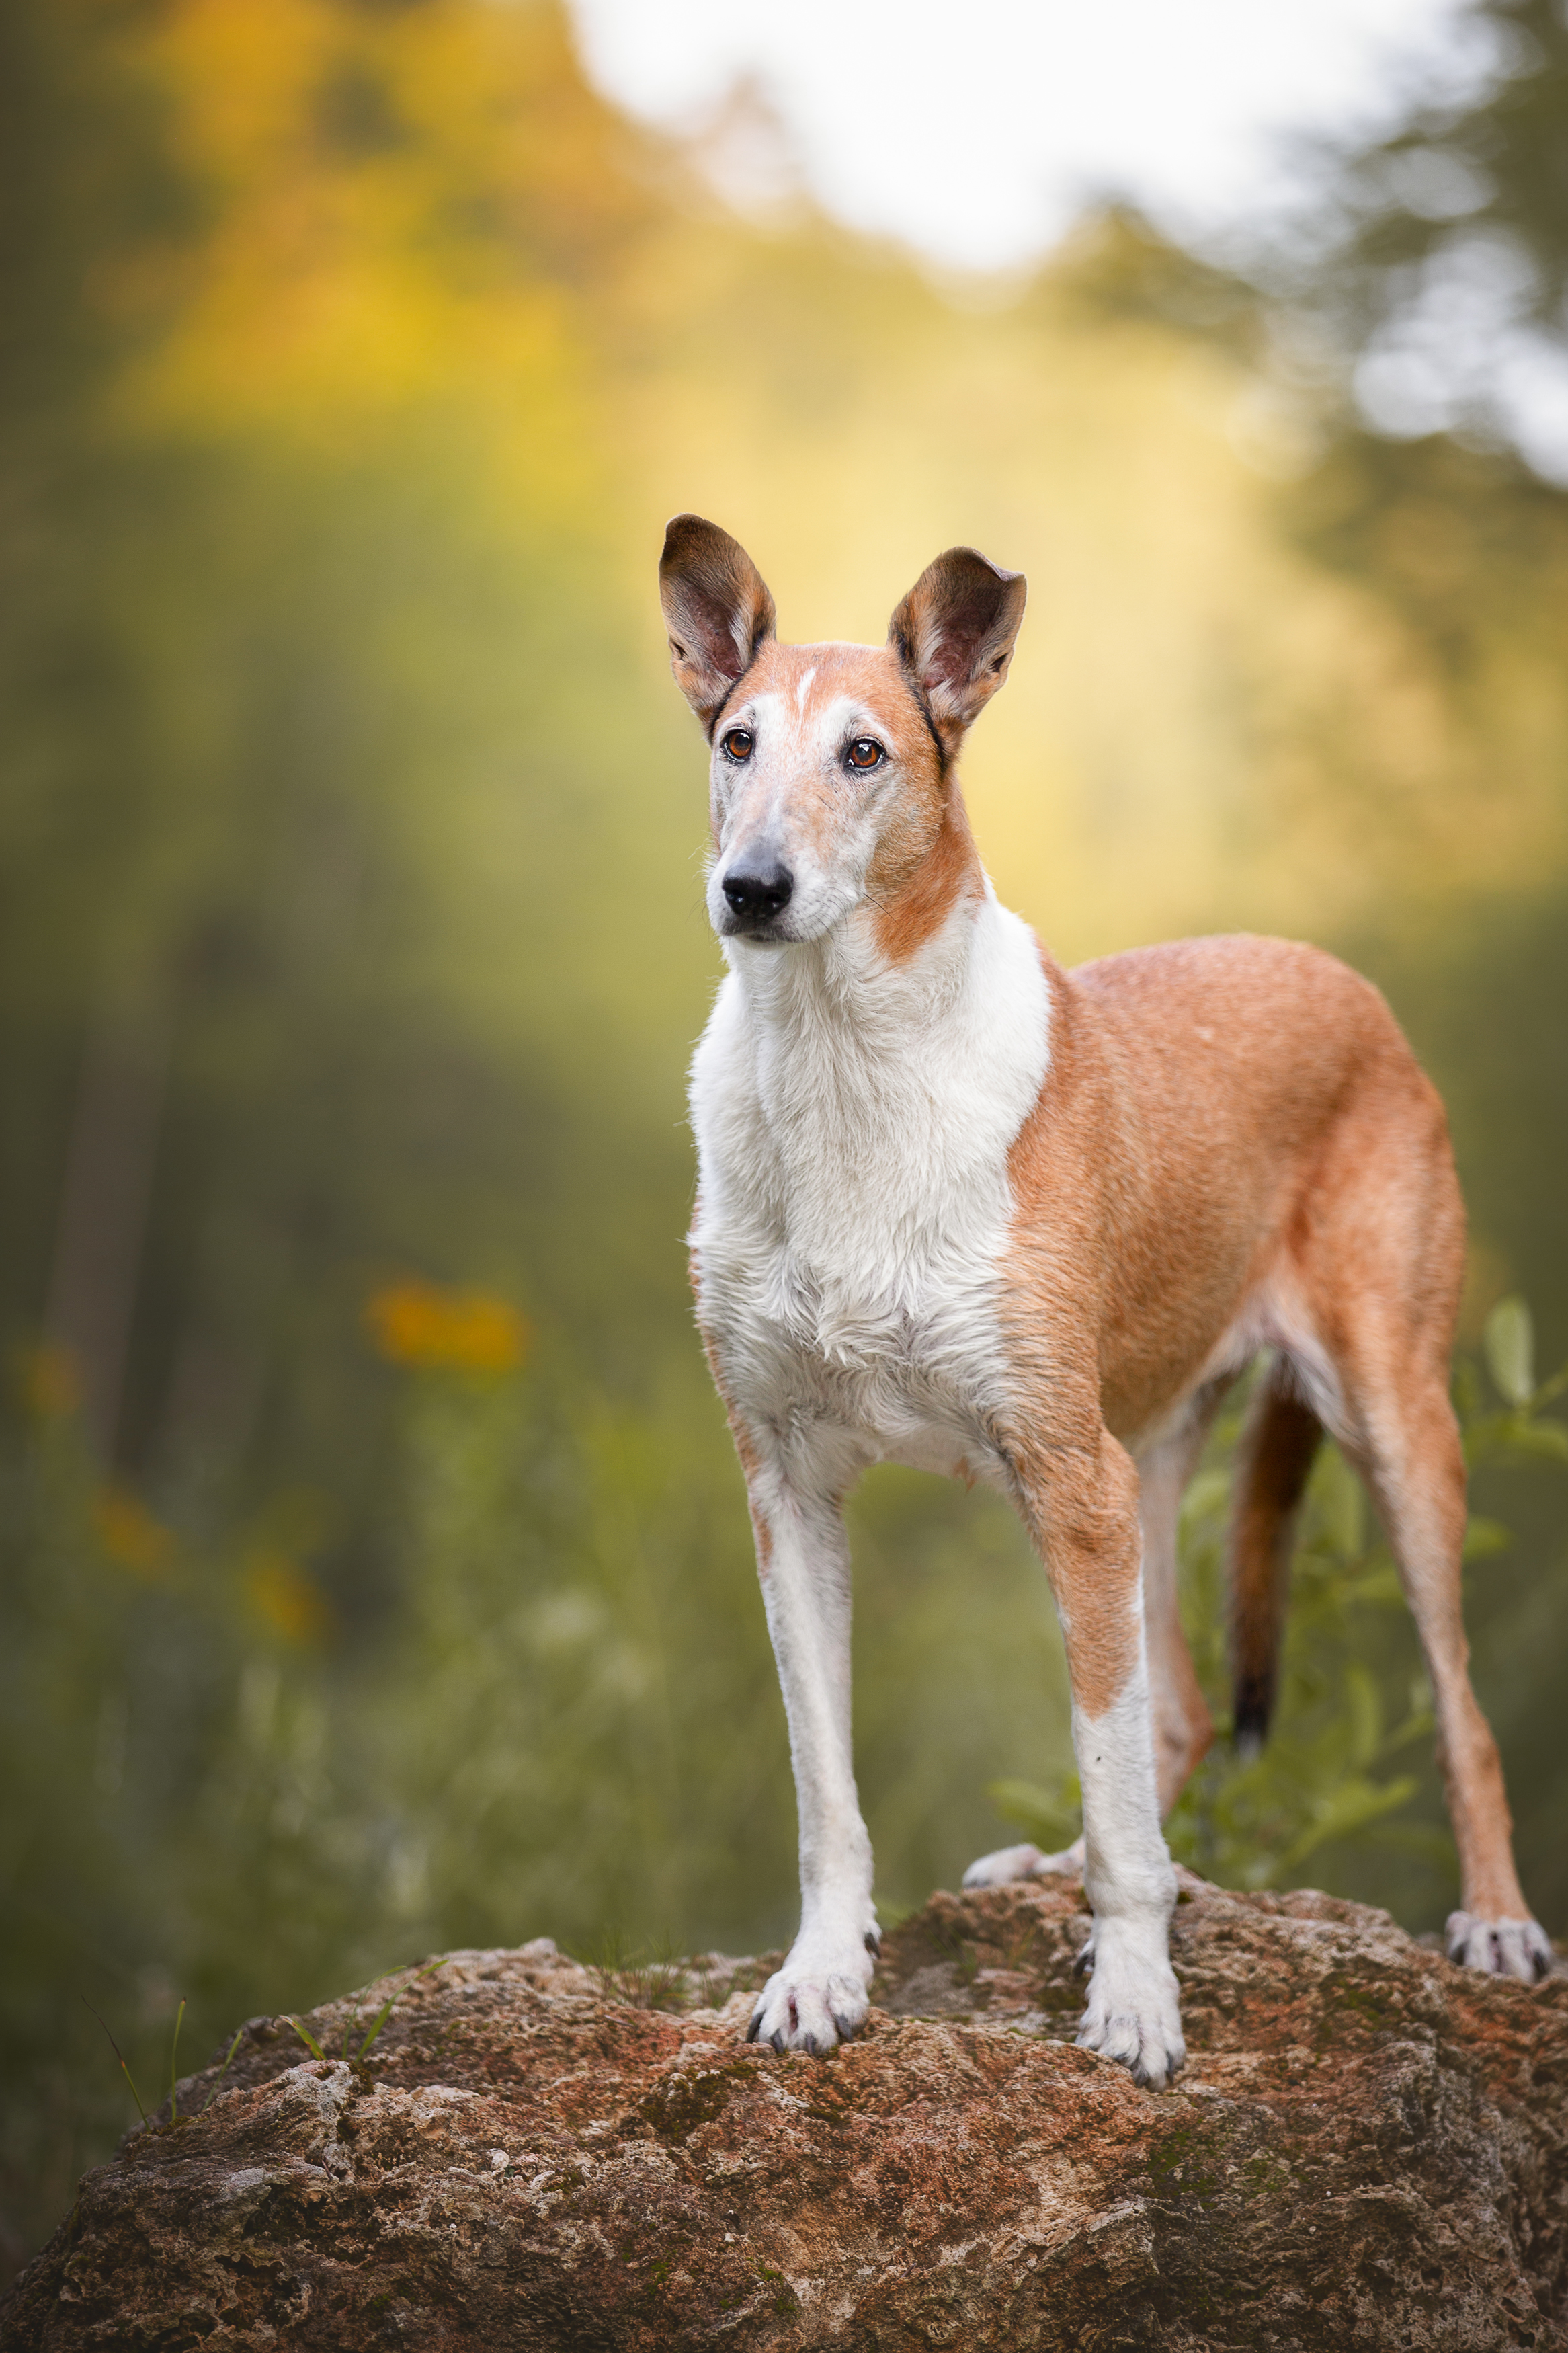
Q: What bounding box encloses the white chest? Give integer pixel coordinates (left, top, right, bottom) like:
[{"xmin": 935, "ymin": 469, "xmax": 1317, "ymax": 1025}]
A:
[{"xmin": 688, "ymin": 893, "xmax": 1050, "ymax": 1474}]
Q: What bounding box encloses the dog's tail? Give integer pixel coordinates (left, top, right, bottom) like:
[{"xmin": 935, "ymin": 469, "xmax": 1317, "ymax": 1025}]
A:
[{"xmin": 1229, "ymin": 1361, "xmax": 1322, "ymax": 1755}]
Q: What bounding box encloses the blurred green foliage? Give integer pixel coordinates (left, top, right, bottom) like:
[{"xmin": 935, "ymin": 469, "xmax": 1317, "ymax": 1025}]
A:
[
  {"xmin": 0, "ymin": 1295, "xmax": 1067, "ymax": 2263},
  {"xmin": 995, "ymin": 1298, "xmax": 1568, "ymax": 1897},
  {"xmin": 3, "ymin": 0, "xmax": 1568, "ymax": 2286}
]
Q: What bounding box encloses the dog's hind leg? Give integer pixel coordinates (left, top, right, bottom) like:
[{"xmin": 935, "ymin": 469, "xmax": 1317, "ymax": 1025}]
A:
[
  {"xmin": 1138, "ymin": 1379, "xmax": 1231, "ymax": 1816},
  {"xmin": 1301, "ymin": 1072, "xmax": 1549, "ymax": 1981},
  {"xmin": 1350, "ymin": 1365, "xmax": 1549, "ymax": 1980},
  {"xmin": 1227, "ymin": 1360, "xmax": 1322, "ymax": 1755}
]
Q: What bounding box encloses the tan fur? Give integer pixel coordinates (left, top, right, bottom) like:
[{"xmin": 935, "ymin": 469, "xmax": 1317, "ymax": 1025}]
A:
[
  {"xmin": 661, "ymin": 515, "xmax": 1542, "ymax": 2038},
  {"xmin": 660, "ymin": 516, "xmax": 776, "ymax": 732},
  {"xmin": 1135, "ymin": 1378, "xmax": 1227, "ymax": 1809},
  {"xmin": 889, "ymin": 543, "xmax": 1027, "ymax": 753},
  {"xmin": 870, "ymin": 791, "xmax": 982, "ymax": 965},
  {"xmin": 996, "ymin": 931, "xmax": 1530, "ymax": 1923}
]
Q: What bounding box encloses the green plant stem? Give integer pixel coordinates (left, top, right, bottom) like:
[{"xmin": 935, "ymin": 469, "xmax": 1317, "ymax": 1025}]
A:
[
  {"xmin": 82, "ymin": 1997, "xmax": 149, "ymax": 2128},
  {"xmin": 169, "ymin": 1996, "xmax": 185, "ymax": 2122},
  {"xmin": 200, "ymin": 2028, "xmax": 246, "ymax": 2113}
]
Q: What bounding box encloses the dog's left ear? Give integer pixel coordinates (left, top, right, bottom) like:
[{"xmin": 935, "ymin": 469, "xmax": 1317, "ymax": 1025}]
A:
[
  {"xmin": 659, "ymin": 514, "xmax": 777, "ymax": 735},
  {"xmin": 889, "ymin": 547, "xmax": 1026, "ymax": 753}
]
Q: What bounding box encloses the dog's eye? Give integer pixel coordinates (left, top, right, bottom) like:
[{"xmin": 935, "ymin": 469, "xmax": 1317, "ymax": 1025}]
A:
[
  {"xmin": 845, "ymin": 738, "xmax": 884, "ymax": 770},
  {"xmin": 720, "ymin": 727, "xmax": 753, "ymax": 762}
]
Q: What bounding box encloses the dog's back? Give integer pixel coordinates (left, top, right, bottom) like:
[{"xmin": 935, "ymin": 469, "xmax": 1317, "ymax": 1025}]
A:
[{"xmin": 1019, "ymin": 932, "xmax": 1462, "ymax": 1449}]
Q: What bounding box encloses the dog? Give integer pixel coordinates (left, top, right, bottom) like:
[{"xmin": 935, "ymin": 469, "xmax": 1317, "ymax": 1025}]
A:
[{"xmin": 659, "ymin": 513, "xmax": 1549, "ymax": 2088}]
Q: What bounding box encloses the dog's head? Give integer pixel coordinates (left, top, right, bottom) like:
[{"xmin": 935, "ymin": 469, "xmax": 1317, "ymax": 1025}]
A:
[{"xmin": 659, "ymin": 516, "xmax": 1026, "ymax": 957}]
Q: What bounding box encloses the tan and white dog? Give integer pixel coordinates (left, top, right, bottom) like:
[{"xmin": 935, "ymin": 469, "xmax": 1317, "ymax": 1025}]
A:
[{"xmin": 660, "ymin": 513, "xmax": 1549, "ymax": 2089}]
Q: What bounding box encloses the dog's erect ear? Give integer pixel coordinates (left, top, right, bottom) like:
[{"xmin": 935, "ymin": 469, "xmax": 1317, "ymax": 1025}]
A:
[
  {"xmin": 888, "ymin": 547, "xmax": 1026, "ymax": 752},
  {"xmin": 659, "ymin": 514, "xmax": 777, "ymax": 733}
]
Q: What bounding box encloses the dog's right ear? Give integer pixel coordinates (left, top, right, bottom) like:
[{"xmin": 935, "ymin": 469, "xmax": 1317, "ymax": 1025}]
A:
[{"xmin": 659, "ymin": 515, "xmax": 777, "ymax": 735}]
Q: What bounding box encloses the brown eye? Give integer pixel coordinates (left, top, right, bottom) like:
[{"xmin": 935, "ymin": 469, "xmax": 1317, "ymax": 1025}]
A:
[
  {"xmin": 845, "ymin": 737, "xmax": 884, "ymax": 770},
  {"xmin": 720, "ymin": 727, "xmax": 753, "ymax": 762}
]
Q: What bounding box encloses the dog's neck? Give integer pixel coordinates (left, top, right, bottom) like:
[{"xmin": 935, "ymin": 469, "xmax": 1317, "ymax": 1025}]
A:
[
  {"xmin": 695, "ymin": 873, "xmax": 1052, "ymax": 1362},
  {"xmin": 723, "ymin": 888, "xmax": 988, "ymax": 1054},
  {"xmin": 716, "ymin": 874, "xmax": 1051, "ymax": 1179}
]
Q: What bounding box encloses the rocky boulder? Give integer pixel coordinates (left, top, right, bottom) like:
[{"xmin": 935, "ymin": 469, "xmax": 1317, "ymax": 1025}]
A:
[{"xmin": 5, "ymin": 1874, "xmax": 1566, "ymax": 2349}]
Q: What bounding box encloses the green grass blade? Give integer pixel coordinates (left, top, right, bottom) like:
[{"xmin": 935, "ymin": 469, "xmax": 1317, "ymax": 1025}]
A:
[
  {"xmin": 357, "ymin": 1958, "xmax": 442, "ymax": 2059},
  {"xmin": 356, "ymin": 1989, "xmax": 403, "ymax": 2059},
  {"xmin": 169, "ymin": 1997, "xmax": 186, "ymax": 2122},
  {"xmin": 288, "ymin": 2015, "xmax": 327, "ymax": 2062},
  {"xmin": 200, "ymin": 2028, "xmax": 246, "ymax": 2114}
]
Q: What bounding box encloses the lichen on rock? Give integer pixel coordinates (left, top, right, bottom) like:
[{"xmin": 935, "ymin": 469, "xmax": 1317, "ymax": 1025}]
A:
[{"xmin": 4, "ymin": 1878, "xmax": 1565, "ymax": 2349}]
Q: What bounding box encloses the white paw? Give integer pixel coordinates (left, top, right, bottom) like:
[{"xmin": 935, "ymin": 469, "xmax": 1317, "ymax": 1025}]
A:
[
  {"xmin": 1075, "ymin": 1918, "xmax": 1185, "ymax": 2090},
  {"xmin": 1446, "ymin": 1911, "xmax": 1553, "ymax": 1983},
  {"xmin": 962, "ymin": 1837, "xmax": 1085, "ymax": 1890},
  {"xmin": 746, "ymin": 1939, "xmax": 875, "ymax": 2055}
]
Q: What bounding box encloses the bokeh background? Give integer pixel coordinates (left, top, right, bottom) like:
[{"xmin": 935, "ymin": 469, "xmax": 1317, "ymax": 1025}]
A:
[{"xmin": 4, "ymin": 0, "xmax": 1568, "ymax": 2272}]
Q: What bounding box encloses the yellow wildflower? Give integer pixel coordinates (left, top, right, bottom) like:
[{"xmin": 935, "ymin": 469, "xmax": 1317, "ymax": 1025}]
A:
[
  {"xmin": 95, "ymin": 1488, "xmax": 175, "ymax": 1581},
  {"xmin": 247, "ymin": 1550, "xmax": 333, "ymax": 1646},
  {"xmin": 364, "ymin": 1280, "xmax": 527, "ymax": 1374}
]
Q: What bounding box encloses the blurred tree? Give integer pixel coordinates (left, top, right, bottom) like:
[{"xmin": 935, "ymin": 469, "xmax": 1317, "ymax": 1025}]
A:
[
  {"xmin": 1251, "ymin": 0, "xmax": 1568, "ymax": 1373},
  {"xmin": 0, "ymin": 0, "xmax": 711, "ymax": 1524},
  {"xmin": 0, "ymin": 0, "xmax": 727, "ymax": 2267},
  {"xmin": 1247, "ymin": 0, "xmax": 1568, "ymax": 1940},
  {"xmin": 1296, "ymin": 0, "xmax": 1568, "ymax": 453}
]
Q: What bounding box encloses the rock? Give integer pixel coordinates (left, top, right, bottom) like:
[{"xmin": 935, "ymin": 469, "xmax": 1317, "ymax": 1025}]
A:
[{"xmin": 5, "ymin": 1876, "xmax": 1567, "ymax": 2350}]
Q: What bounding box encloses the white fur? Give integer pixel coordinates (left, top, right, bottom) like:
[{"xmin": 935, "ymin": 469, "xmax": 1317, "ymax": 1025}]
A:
[
  {"xmin": 1446, "ymin": 1911, "xmax": 1554, "ymax": 1982},
  {"xmin": 691, "ymin": 881, "xmax": 1050, "ymax": 2050},
  {"xmin": 1071, "ymin": 1646, "xmax": 1184, "ymax": 2090},
  {"xmin": 691, "ymin": 885, "xmax": 1049, "ymax": 1476},
  {"xmin": 743, "ymin": 1480, "xmax": 877, "ymax": 2055},
  {"xmin": 1190, "ymin": 1280, "xmax": 1349, "ymax": 1451},
  {"xmin": 962, "ymin": 1838, "xmax": 1083, "ymax": 1888}
]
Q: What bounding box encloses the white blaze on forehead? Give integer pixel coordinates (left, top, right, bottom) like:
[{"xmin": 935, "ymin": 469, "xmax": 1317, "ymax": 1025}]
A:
[
  {"xmin": 794, "ymin": 667, "xmax": 817, "ymax": 713},
  {"xmin": 714, "ymin": 689, "xmax": 790, "ymax": 851}
]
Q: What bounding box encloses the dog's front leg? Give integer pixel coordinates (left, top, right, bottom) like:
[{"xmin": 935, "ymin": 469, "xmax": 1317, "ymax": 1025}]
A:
[
  {"xmin": 1016, "ymin": 1425, "xmax": 1184, "ymax": 2090},
  {"xmin": 743, "ymin": 1464, "xmax": 878, "ymax": 2055}
]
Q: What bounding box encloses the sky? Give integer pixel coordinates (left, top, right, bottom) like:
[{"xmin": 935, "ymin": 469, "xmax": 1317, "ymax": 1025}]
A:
[
  {"xmin": 566, "ymin": 0, "xmax": 1478, "ymax": 272},
  {"xmin": 566, "ymin": 0, "xmax": 1568, "ymax": 481}
]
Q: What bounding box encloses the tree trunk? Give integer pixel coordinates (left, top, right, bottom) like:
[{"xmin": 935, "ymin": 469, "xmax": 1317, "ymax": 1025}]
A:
[{"xmin": 44, "ymin": 1006, "xmax": 167, "ymax": 1462}]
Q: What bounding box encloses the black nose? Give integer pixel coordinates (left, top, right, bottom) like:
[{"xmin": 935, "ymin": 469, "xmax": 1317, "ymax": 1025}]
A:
[{"xmin": 723, "ymin": 864, "xmax": 793, "ymax": 920}]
